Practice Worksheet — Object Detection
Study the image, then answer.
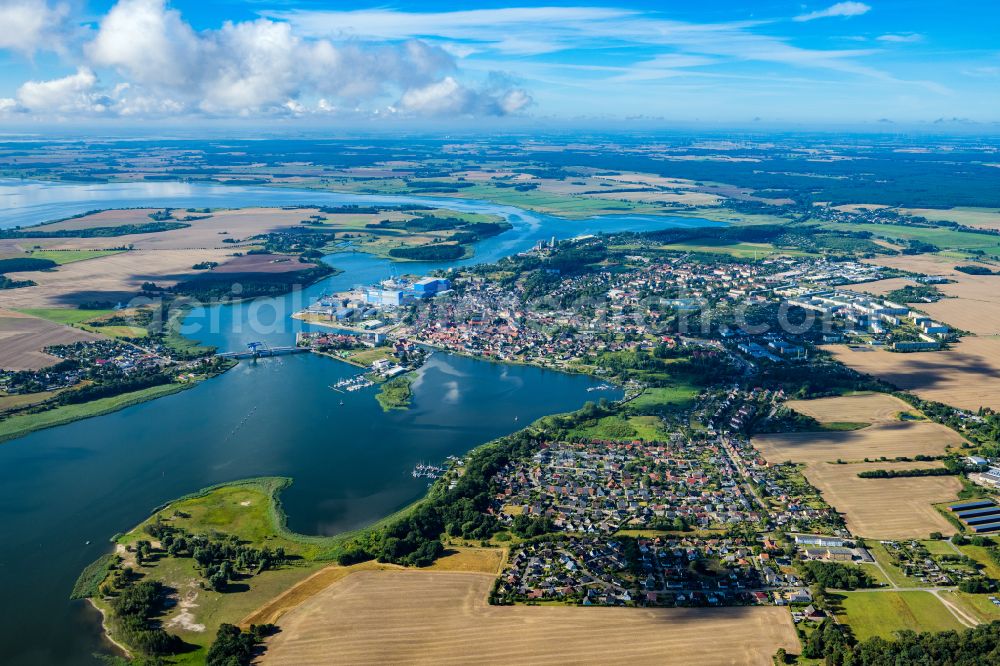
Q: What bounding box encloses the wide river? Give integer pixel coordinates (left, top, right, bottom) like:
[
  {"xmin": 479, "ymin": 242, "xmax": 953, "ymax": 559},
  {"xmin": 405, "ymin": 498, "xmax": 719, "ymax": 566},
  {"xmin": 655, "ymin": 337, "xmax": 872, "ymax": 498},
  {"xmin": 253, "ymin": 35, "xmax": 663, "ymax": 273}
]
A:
[{"xmin": 0, "ymin": 179, "xmax": 719, "ymax": 665}]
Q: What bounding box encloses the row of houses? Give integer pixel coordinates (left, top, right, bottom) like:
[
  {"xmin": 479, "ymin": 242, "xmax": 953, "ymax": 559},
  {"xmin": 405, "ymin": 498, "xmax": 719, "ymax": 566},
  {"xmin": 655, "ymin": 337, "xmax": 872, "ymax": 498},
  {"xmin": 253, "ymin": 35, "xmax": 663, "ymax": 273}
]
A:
[
  {"xmin": 491, "ymin": 435, "xmax": 761, "ymax": 534},
  {"xmin": 495, "ymin": 536, "xmax": 767, "ymax": 607}
]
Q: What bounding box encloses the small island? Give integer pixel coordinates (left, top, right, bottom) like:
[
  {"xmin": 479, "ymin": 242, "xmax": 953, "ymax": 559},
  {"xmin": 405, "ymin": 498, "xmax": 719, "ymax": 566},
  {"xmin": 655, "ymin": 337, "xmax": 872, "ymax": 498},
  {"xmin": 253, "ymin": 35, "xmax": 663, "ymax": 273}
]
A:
[{"xmin": 376, "ymin": 373, "xmax": 415, "ymax": 411}]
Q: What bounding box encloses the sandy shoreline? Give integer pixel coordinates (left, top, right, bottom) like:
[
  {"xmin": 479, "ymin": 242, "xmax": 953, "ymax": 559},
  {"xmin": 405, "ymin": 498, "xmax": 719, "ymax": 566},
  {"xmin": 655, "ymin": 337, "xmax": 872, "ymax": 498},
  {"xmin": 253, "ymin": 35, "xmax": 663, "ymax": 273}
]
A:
[{"xmin": 87, "ymin": 598, "xmax": 132, "ymax": 660}]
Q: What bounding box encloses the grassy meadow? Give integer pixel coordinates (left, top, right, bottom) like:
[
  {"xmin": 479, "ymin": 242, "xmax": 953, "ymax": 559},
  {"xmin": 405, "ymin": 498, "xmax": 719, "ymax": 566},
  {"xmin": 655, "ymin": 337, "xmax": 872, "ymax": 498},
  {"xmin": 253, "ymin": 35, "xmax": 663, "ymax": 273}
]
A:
[
  {"xmin": 0, "ymin": 383, "xmax": 188, "ymax": 443},
  {"xmin": 835, "ymin": 591, "xmax": 965, "ymax": 641}
]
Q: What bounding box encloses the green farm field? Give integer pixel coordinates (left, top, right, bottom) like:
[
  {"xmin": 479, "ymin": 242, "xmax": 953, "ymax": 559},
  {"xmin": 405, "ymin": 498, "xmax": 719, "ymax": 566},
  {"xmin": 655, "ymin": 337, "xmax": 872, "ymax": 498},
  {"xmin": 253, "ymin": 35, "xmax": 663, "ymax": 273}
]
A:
[
  {"xmin": 657, "ymin": 239, "xmax": 811, "ymax": 258},
  {"xmin": 820, "ymin": 221, "xmax": 1000, "ymax": 254},
  {"xmin": 17, "ymin": 307, "xmax": 117, "ymax": 326},
  {"xmin": 26, "ymin": 249, "xmax": 124, "ymax": 264},
  {"xmin": 18, "ymin": 307, "xmax": 148, "ymax": 338},
  {"xmin": 569, "ymin": 414, "xmax": 666, "ymax": 441},
  {"xmin": 627, "ymin": 385, "xmax": 699, "ymax": 413},
  {"xmin": 835, "ymin": 591, "xmax": 966, "ymax": 641}
]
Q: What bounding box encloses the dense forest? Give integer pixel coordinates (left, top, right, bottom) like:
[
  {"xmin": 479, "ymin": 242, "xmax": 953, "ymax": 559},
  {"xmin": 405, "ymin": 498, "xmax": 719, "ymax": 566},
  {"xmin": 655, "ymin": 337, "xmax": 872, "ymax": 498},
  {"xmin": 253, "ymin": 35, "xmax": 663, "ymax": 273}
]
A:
[
  {"xmin": 0, "ymin": 257, "xmax": 58, "ymax": 272},
  {"xmin": 800, "ymin": 619, "xmax": 1000, "ymax": 665},
  {"xmin": 170, "ymin": 263, "xmax": 334, "ymax": 299},
  {"xmin": 796, "ymin": 561, "xmax": 876, "ymax": 590},
  {"xmin": 0, "ymin": 221, "xmax": 188, "ymax": 238},
  {"xmin": 389, "ymin": 244, "xmax": 465, "ymax": 261}
]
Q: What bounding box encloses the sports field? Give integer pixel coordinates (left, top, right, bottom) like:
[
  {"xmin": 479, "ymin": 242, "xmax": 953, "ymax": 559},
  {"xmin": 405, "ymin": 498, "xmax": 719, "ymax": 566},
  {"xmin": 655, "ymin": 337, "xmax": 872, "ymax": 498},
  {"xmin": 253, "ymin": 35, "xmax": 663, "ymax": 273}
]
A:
[{"xmin": 262, "ymin": 570, "xmax": 798, "ymax": 665}]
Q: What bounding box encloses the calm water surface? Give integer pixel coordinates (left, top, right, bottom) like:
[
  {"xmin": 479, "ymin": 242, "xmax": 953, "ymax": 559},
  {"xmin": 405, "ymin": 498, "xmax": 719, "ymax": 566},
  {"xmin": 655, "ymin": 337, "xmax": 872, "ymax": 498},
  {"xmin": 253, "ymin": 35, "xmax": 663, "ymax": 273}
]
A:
[{"xmin": 0, "ymin": 179, "xmax": 714, "ymax": 664}]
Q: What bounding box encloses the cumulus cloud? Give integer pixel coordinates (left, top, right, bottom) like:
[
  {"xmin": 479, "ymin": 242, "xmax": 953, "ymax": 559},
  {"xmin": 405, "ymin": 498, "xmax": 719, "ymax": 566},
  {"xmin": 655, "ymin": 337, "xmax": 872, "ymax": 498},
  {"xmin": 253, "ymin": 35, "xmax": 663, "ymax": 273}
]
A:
[
  {"xmin": 68, "ymin": 0, "xmax": 524, "ymax": 117},
  {"xmin": 16, "ymin": 67, "xmax": 114, "ymax": 114},
  {"xmin": 86, "ymin": 0, "xmax": 201, "ymax": 89},
  {"xmin": 397, "ymin": 75, "xmax": 531, "ymax": 116},
  {"xmin": 0, "ymin": 0, "xmax": 69, "ymax": 55},
  {"xmin": 794, "ymin": 2, "xmax": 871, "ymax": 22}
]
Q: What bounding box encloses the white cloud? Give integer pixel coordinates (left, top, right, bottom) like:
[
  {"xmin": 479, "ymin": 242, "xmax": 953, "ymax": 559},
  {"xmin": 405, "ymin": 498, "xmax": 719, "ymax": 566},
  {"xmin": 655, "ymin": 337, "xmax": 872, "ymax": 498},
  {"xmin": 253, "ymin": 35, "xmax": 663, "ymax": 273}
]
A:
[
  {"xmin": 270, "ymin": 7, "xmax": 881, "ymax": 79},
  {"xmin": 877, "ymin": 33, "xmax": 924, "ymax": 43},
  {"xmin": 16, "ymin": 67, "xmax": 112, "ymax": 113},
  {"xmin": 397, "ymin": 75, "xmax": 531, "ymax": 116},
  {"xmin": 265, "ymin": 7, "xmax": 634, "ymax": 56},
  {"xmin": 794, "ymin": 2, "xmax": 871, "ymax": 22},
  {"xmin": 0, "ymin": 0, "xmax": 69, "ymax": 55},
  {"xmin": 72, "ymin": 0, "xmax": 522, "ymax": 117},
  {"xmin": 0, "ymin": 1, "xmax": 959, "ymax": 121},
  {"xmin": 269, "ymin": 6, "xmax": 954, "ymax": 99},
  {"xmin": 87, "ymin": 0, "xmax": 200, "ymax": 89}
]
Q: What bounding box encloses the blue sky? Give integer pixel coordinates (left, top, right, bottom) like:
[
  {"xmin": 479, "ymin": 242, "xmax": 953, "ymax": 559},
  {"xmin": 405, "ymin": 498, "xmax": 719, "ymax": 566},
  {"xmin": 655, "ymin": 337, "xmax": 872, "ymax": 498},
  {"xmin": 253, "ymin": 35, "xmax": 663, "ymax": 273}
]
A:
[{"xmin": 0, "ymin": 0, "xmax": 998, "ymax": 125}]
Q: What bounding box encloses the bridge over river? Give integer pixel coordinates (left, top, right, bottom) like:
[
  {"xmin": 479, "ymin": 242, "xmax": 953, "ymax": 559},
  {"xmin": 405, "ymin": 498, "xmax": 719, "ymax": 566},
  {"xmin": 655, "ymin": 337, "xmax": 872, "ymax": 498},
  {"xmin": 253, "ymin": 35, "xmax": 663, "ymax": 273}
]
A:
[{"xmin": 215, "ymin": 342, "xmax": 310, "ymax": 360}]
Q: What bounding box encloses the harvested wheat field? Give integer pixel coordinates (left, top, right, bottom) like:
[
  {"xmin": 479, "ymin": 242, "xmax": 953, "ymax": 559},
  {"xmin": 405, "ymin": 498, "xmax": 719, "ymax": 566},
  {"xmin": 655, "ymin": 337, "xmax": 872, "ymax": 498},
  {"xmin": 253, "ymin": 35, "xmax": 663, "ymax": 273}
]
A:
[
  {"xmin": 803, "ymin": 461, "xmax": 961, "ymax": 539},
  {"xmin": 827, "ymin": 340, "xmax": 1000, "ymax": 411},
  {"xmin": 842, "ymin": 277, "xmax": 917, "ymax": 298},
  {"xmin": 865, "ymin": 253, "xmax": 1000, "ymax": 334},
  {"xmin": 785, "ymin": 393, "xmax": 914, "ymax": 425},
  {"xmin": 426, "ymin": 546, "xmax": 507, "ymax": 574},
  {"xmin": 32, "ymin": 207, "xmax": 309, "ymax": 251},
  {"xmin": 899, "ymin": 207, "xmax": 1000, "ymax": 231},
  {"xmin": 35, "ymin": 208, "xmax": 161, "ymax": 232},
  {"xmin": 869, "ymin": 253, "xmax": 964, "ymax": 278},
  {"xmin": 29, "ymin": 206, "xmax": 446, "ymax": 252},
  {"xmin": 0, "ymin": 248, "xmax": 231, "ymax": 308},
  {"xmin": 920, "ymin": 276, "xmax": 1000, "ymax": 335},
  {"xmin": 755, "ymin": 395, "xmax": 964, "ymax": 538},
  {"xmin": 209, "ymin": 254, "xmax": 319, "ymax": 274},
  {"xmin": 0, "ymin": 309, "xmax": 103, "ymax": 369},
  {"xmin": 241, "ymin": 548, "xmax": 503, "ymax": 628},
  {"xmin": 262, "ymin": 571, "xmax": 797, "ymax": 666},
  {"xmin": 753, "ymin": 421, "xmax": 961, "ymax": 465}
]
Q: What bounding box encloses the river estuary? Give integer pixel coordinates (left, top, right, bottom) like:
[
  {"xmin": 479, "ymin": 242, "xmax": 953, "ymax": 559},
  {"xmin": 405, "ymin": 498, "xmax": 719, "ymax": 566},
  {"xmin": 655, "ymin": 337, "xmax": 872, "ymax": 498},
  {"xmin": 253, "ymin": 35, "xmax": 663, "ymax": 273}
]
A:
[{"xmin": 0, "ymin": 179, "xmax": 718, "ymax": 664}]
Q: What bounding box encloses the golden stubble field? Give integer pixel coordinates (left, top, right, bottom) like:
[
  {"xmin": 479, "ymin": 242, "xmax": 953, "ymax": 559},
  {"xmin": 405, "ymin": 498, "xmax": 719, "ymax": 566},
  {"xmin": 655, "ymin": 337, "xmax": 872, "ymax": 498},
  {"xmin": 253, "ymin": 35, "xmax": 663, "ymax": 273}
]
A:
[
  {"xmin": 867, "ymin": 253, "xmax": 1000, "ymax": 335},
  {"xmin": 842, "ymin": 277, "xmax": 917, "ymax": 298},
  {"xmin": 827, "ymin": 340, "xmax": 1000, "ymax": 412},
  {"xmin": 0, "ymin": 308, "xmax": 103, "ymax": 369},
  {"xmin": 261, "ymin": 570, "xmax": 798, "ymax": 666},
  {"xmin": 754, "ymin": 394, "xmax": 964, "ymax": 539},
  {"xmin": 831, "ymin": 254, "xmax": 1000, "ymax": 411},
  {"xmin": 785, "ymin": 392, "xmax": 913, "ymax": 425},
  {"xmin": 35, "ymin": 207, "xmax": 316, "ymax": 250},
  {"xmin": 899, "ymin": 207, "xmax": 1000, "ymax": 231},
  {"xmin": 0, "ymin": 248, "xmax": 235, "ymax": 310},
  {"xmin": 802, "ymin": 461, "xmax": 961, "ymax": 538},
  {"xmin": 753, "ymin": 420, "xmax": 962, "ymax": 464}
]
